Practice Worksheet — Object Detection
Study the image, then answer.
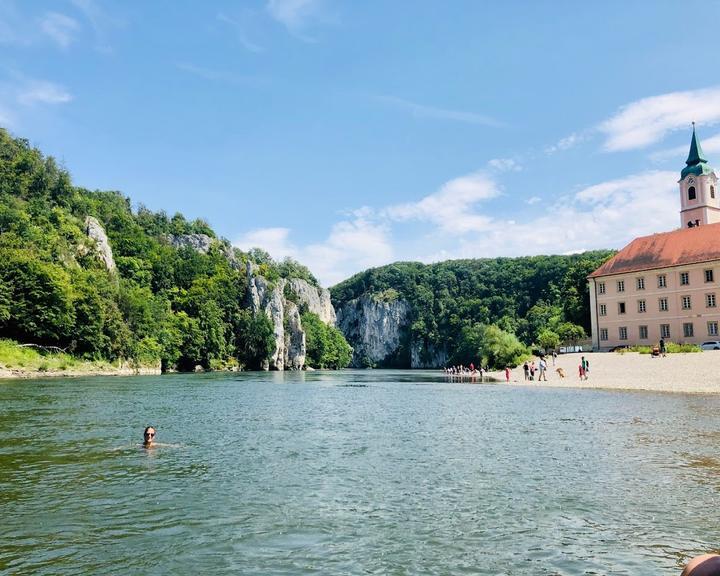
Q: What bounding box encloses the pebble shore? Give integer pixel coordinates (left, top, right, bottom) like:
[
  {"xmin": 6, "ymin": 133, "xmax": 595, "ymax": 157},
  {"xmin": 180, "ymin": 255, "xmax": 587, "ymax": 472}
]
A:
[{"xmin": 492, "ymin": 351, "xmax": 720, "ymax": 394}]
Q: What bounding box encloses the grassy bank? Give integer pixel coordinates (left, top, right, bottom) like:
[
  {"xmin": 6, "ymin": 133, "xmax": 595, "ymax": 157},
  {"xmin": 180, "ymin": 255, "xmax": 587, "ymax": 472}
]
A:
[{"xmin": 0, "ymin": 339, "xmax": 160, "ymax": 378}]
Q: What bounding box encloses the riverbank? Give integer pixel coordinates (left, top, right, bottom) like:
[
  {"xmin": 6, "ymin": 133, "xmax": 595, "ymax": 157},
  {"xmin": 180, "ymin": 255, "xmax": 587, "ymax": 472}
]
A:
[
  {"xmin": 490, "ymin": 351, "xmax": 720, "ymax": 394},
  {"xmin": 0, "ymin": 365, "xmax": 161, "ymax": 379},
  {"xmin": 0, "ymin": 339, "xmax": 160, "ymax": 379}
]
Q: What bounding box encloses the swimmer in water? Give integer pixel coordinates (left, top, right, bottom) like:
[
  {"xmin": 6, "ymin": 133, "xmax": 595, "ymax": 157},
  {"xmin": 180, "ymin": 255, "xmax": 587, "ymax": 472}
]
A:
[{"xmin": 143, "ymin": 426, "xmax": 156, "ymax": 448}]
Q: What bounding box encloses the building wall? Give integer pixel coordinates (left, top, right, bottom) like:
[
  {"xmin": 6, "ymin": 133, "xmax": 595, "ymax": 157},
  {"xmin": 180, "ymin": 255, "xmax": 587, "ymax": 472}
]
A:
[{"xmin": 590, "ymin": 261, "xmax": 720, "ymax": 350}]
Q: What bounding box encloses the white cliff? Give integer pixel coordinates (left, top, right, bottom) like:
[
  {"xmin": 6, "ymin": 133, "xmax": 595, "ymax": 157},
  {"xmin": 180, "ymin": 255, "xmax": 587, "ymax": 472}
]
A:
[
  {"xmin": 336, "ymin": 295, "xmax": 411, "ymax": 367},
  {"xmin": 84, "ymin": 216, "xmax": 116, "ymax": 272},
  {"xmin": 247, "ymin": 263, "xmax": 334, "ymax": 370}
]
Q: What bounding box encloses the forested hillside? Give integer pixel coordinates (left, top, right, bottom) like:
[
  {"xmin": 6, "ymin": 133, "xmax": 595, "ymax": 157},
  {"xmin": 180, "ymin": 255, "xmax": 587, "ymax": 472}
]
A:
[
  {"xmin": 331, "ymin": 253, "xmax": 614, "ymax": 368},
  {"xmin": 0, "ymin": 128, "xmax": 348, "ymax": 371}
]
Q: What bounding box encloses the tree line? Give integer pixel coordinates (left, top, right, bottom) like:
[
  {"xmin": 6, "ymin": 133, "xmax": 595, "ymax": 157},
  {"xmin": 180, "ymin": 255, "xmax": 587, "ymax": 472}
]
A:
[
  {"xmin": 331, "ymin": 252, "xmax": 614, "ymax": 369},
  {"xmin": 0, "ymin": 128, "xmax": 349, "ymax": 371}
]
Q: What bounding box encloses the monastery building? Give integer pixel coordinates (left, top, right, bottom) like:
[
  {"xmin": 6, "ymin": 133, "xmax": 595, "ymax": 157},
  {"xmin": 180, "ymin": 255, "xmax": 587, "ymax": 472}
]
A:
[{"xmin": 589, "ymin": 127, "xmax": 720, "ymax": 350}]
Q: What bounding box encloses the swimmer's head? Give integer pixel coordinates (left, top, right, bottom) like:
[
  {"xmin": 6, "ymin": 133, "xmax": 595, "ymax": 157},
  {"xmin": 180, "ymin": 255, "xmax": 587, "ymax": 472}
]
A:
[
  {"xmin": 143, "ymin": 426, "xmax": 156, "ymax": 445},
  {"xmin": 682, "ymin": 554, "xmax": 720, "ymax": 576}
]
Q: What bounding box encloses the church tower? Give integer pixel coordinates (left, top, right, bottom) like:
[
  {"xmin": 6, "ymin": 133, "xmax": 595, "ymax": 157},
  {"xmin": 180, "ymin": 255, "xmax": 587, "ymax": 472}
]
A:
[{"xmin": 679, "ymin": 125, "xmax": 720, "ymax": 228}]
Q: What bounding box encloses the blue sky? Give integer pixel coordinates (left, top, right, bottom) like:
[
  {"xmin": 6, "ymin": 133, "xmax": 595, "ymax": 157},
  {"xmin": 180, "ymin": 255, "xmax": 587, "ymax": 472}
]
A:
[{"xmin": 3, "ymin": 0, "xmax": 720, "ymax": 285}]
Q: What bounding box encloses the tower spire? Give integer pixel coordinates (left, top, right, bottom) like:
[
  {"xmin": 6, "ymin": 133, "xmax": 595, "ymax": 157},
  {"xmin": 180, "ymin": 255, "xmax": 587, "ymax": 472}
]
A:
[{"xmin": 686, "ymin": 122, "xmax": 708, "ymax": 166}]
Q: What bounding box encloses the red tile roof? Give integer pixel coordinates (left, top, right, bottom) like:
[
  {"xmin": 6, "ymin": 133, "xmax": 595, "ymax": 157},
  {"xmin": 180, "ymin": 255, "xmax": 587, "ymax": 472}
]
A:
[{"xmin": 589, "ymin": 222, "xmax": 720, "ymax": 278}]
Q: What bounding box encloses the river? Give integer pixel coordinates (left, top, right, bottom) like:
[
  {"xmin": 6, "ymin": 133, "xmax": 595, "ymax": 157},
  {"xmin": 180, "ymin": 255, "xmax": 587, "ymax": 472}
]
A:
[{"xmin": 1, "ymin": 370, "xmax": 718, "ymax": 575}]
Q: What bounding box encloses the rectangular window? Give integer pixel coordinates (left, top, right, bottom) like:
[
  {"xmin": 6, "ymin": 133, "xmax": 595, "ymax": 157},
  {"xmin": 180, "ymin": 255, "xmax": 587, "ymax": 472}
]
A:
[
  {"xmin": 661, "ymin": 324, "xmax": 671, "ymax": 338},
  {"xmin": 709, "ymin": 321, "xmax": 719, "ymax": 336},
  {"xmin": 598, "ymin": 282, "xmax": 606, "ymax": 295},
  {"xmin": 619, "ymin": 327, "xmax": 628, "ymax": 340},
  {"xmin": 683, "ymin": 323, "xmax": 694, "ymax": 338},
  {"xmin": 707, "ymin": 293, "xmax": 716, "ymax": 308},
  {"xmin": 617, "ymin": 280, "xmax": 625, "ymax": 292},
  {"xmin": 636, "ymin": 277, "xmax": 645, "ymax": 290},
  {"xmin": 638, "ymin": 299, "xmax": 646, "ymax": 313},
  {"xmin": 682, "ymin": 295, "xmax": 692, "ymax": 310},
  {"xmin": 659, "ymin": 297, "xmax": 669, "ymax": 311},
  {"xmin": 680, "ymin": 272, "xmax": 690, "ymax": 285},
  {"xmin": 639, "ymin": 325, "xmax": 648, "ymax": 340},
  {"xmin": 600, "ymin": 328, "xmax": 608, "ymax": 341},
  {"xmin": 706, "ymin": 269, "xmax": 714, "ymax": 283},
  {"xmin": 658, "ymin": 274, "xmax": 667, "ymax": 288},
  {"xmin": 599, "ymin": 303, "xmax": 607, "ymax": 316},
  {"xmin": 618, "ymin": 302, "xmax": 626, "ymax": 314}
]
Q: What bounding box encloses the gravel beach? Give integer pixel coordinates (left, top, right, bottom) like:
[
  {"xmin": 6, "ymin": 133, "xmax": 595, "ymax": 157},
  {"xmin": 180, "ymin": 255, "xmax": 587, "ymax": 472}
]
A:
[{"xmin": 494, "ymin": 351, "xmax": 720, "ymax": 394}]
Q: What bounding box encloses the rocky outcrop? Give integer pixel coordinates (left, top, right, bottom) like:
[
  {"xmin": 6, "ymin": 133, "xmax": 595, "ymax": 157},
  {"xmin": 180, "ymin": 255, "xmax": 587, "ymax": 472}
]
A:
[
  {"xmin": 335, "ymin": 294, "xmax": 449, "ymax": 368},
  {"xmin": 167, "ymin": 234, "xmax": 241, "ymax": 269},
  {"xmin": 287, "ymin": 278, "xmax": 336, "ymax": 325},
  {"xmin": 247, "ymin": 263, "xmax": 333, "ymax": 370},
  {"xmin": 84, "ymin": 216, "xmax": 116, "ymax": 271},
  {"xmin": 167, "ymin": 233, "xmax": 213, "ymax": 254},
  {"xmin": 411, "ymin": 341, "xmax": 448, "ymax": 369},
  {"xmin": 336, "ymin": 295, "xmax": 411, "ymax": 367}
]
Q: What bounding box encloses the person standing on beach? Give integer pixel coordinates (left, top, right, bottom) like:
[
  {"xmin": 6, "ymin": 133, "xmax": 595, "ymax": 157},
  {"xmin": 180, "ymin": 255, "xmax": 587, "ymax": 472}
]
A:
[
  {"xmin": 552, "ymin": 351, "xmax": 557, "ymax": 365},
  {"xmin": 523, "ymin": 361, "xmax": 529, "ymax": 381},
  {"xmin": 578, "ymin": 362, "xmax": 585, "ymax": 380},
  {"xmin": 580, "ymin": 356, "xmax": 589, "ymax": 380},
  {"xmin": 538, "ymin": 357, "xmax": 547, "ymax": 381},
  {"xmin": 660, "ymin": 338, "xmax": 667, "ymax": 357},
  {"xmin": 504, "ymin": 366, "xmax": 511, "ymax": 382}
]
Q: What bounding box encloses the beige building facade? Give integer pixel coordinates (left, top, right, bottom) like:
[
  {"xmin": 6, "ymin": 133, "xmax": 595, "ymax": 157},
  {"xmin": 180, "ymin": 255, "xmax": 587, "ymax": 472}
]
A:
[{"xmin": 589, "ymin": 128, "xmax": 720, "ymax": 350}]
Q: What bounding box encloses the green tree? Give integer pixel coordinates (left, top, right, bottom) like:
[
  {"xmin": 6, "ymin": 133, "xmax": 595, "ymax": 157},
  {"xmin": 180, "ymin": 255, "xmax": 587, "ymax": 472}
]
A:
[
  {"xmin": 235, "ymin": 310, "xmax": 275, "ymax": 369},
  {"xmin": 536, "ymin": 329, "xmax": 561, "ymax": 352},
  {"xmin": 480, "ymin": 325, "xmax": 529, "ymax": 369}
]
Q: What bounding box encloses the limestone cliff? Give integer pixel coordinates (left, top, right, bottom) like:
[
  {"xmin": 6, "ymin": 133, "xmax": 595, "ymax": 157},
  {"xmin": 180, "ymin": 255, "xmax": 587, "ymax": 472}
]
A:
[
  {"xmin": 84, "ymin": 216, "xmax": 116, "ymax": 271},
  {"xmin": 246, "ymin": 263, "xmax": 334, "ymax": 370},
  {"xmin": 167, "ymin": 234, "xmax": 241, "ymax": 269},
  {"xmin": 335, "ymin": 295, "xmax": 447, "ymax": 368},
  {"xmin": 336, "ymin": 295, "xmax": 411, "ymax": 367}
]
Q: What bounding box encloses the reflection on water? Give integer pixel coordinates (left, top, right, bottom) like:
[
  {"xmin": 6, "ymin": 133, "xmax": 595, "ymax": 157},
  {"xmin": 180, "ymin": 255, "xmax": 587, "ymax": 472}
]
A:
[{"xmin": 1, "ymin": 370, "xmax": 719, "ymax": 575}]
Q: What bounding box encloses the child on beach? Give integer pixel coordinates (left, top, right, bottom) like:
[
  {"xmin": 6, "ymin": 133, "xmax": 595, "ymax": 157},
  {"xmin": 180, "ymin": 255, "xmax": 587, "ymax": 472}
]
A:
[{"xmin": 505, "ymin": 366, "xmax": 510, "ymax": 382}]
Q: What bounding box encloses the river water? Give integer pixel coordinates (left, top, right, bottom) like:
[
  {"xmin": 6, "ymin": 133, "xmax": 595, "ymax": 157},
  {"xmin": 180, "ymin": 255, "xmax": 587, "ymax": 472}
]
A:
[{"xmin": 1, "ymin": 370, "xmax": 719, "ymax": 575}]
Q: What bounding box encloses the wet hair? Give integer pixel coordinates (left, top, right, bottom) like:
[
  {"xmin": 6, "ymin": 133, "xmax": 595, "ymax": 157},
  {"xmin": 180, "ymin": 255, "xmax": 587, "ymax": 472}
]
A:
[
  {"xmin": 685, "ymin": 556, "xmax": 720, "ymax": 576},
  {"xmin": 143, "ymin": 426, "xmax": 155, "ymax": 436}
]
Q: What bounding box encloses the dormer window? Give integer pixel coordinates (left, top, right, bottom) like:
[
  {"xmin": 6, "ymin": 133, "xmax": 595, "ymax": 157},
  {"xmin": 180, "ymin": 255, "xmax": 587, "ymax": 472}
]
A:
[{"xmin": 688, "ymin": 186, "xmax": 696, "ymax": 200}]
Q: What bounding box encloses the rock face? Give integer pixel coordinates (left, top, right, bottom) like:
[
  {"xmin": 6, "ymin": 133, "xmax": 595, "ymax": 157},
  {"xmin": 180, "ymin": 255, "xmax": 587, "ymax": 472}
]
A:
[
  {"xmin": 84, "ymin": 216, "xmax": 116, "ymax": 271},
  {"xmin": 246, "ymin": 263, "xmax": 333, "ymax": 370},
  {"xmin": 336, "ymin": 295, "xmax": 448, "ymax": 368},
  {"xmin": 411, "ymin": 341, "xmax": 448, "ymax": 369},
  {"xmin": 167, "ymin": 234, "xmax": 241, "ymax": 269},
  {"xmin": 287, "ymin": 278, "xmax": 336, "ymax": 325},
  {"xmin": 336, "ymin": 295, "xmax": 411, "ymax": 367},
  {"xmin": 167, "ymin": 233, "xmax": 213, "ymax": 254}
]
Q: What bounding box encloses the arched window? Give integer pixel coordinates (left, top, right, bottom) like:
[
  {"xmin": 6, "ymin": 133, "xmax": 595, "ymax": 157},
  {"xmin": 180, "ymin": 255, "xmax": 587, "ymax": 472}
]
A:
[
  {"xmin": 712, "ymin": 186, "xmax": 716, "ymax": 199},
  {"xmin": 689, "ymin": 186, "xmax": 696, "ymax": 200}
]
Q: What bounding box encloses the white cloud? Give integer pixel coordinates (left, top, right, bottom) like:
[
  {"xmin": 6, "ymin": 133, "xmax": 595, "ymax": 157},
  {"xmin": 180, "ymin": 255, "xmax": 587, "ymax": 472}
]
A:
[
  {"xmin": 376, "ymin": 95, "xmax": 502, "ymax": 127},
  {"xmin": 40, "ymin": 12, "xmax": 80, "ymax": 48},
  {"xmin": 383, "ymin": 171, "xmax": 500, "ymax": 234},
  {"xmin": 17, "ymin": 80, "xmax": 72, "ymax": 105},
  {"xmin": 234, "ymin": 168, "xmax": 682, "ymax": 286},
  {"xmin": 266, "ymin": 0, "xmax": 320, "ymax": 31},
  {"xmin": 217, "ymin": 12, "xmax": 264, "ymax": 53},
  {"xmin": 526, "ymin": 196, "xmax": 541, "ymax": 205},
  {"xmin": 600, "ymin": 87, "xmax": 720, "ymax": 151},
  {"xmin": 545, "ymin": 132, "xmax": 584, "ymax": 154},
  {"xmin": 425, "ymin": 170, "xmax": 678, "ymax": 262},
  {"xmin": 234, "ymin": 216, "xmax": 392, "ymax": 287},
  {"xmin": 487, "ymin": 158, "xmax": 522, "ymax": 172},
  {"xmin": 650, "ymin": 131, "xmax": 720, "ymax": 163}
]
